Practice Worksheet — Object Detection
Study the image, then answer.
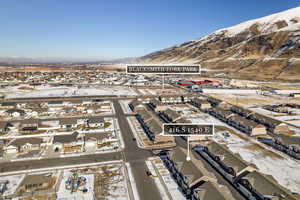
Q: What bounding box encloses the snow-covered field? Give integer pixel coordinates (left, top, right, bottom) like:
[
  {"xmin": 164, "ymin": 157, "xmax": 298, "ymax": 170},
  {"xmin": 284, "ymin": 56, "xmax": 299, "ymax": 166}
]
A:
[
  {"xmin": 57, "ymin": 171, "xmax": 94, "ymax": 200},
  {"xmin": 0, "ymin": 174, "xmax": 25, "ymax": 197},
  {"xmin": 203, "ymin": 89, "xmax": 261, "ymax": 94},
  {"xmin": 214, "ymin": 132, "xmax": 300, "ymax": 194},
  {"xmin": 1, "ymin": 85, "xmax": 137, "ymax": 98},
  {"xmin": 275, "ymin": 115, "xmax": 300, "ymax": 127}
]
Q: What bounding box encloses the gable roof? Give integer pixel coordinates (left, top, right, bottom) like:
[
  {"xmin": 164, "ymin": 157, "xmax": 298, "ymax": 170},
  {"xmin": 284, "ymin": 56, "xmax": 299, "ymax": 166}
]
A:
[
  {"xmin": 164, "ymin": 108, "xmax": 181, "ymax": 120},
  {"xmin": 87, "ymin": 117, "xmax": 105, "ymax": 124},
  {"xmin": 53, "ymin": 132, "xmax": 79, "ymax": 144},
  {"xmin": 9, "ymin": 137, "xmax": 43, "ymax": 147},
  {"xmin": 19, "ymin": 174, "xmax": 52, "ymax": 187},
  {"xmin": 59, "ymin": 118, "xmax": 77, "ymax": 125}
]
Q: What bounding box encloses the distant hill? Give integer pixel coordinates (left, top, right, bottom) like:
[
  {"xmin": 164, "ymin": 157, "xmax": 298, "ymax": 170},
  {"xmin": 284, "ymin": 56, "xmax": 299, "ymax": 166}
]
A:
[{"xmin": 138, "ymin": 7, "xmax": 300, "ymax": 81}]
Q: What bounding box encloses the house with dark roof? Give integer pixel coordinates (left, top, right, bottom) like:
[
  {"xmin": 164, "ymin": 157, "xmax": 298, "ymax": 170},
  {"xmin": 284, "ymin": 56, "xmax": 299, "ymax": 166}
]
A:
[
  {"xmin": 128, "ymin": 99, "xmax": 144, "ymax": 112},
  {"xmin": 161, "ymin": 108, "xmax": 182, "ymax": 123},
  {"xmin": 19, "ymin": 119, "xmax": 39, "ymax": 134},
  {"xmin": 148, "ymin": 98, "xmax": 167, "ymax": 112},
  {"xmin": 59, "ymin": 118, "xmax": 78, "ymax": 130},
  {"xmin": 53, "ymin": 132, "xmax": 83, "ymax": 153},
  {"xmin": 18, "ymin": 174, "xmax": 53, "ymax": 193},
  {"xmin": 5, "ymin": 137, "xmax": 44, "ymax": 154},
  {"xmin": 191, "ymin": 98, "xmax": 211, "ymax": 110},
  {"xmin": 162, "ymin": 147, "xmax": 235, "ymax": 200},
  {"xmin": 87, "ymin": 117, "xmax": 105, "ymax": 128},
  {"xmin": 5, "ymin": 109, "xmax": 26, "ymax": 117},
  {"xmin": 0, "ymin": 122, "xmax": 13, "ymax": 134},
  {"xmin": 0, "ymin": 102, "xmax": 16, "ymax": 109},
  {"xmin": 242, "ymin": 171, "xmax": 298, "ymax": 200},
  {"xmin": 85, "ymin": 132, "xmax": 111, "ymax": 147}
]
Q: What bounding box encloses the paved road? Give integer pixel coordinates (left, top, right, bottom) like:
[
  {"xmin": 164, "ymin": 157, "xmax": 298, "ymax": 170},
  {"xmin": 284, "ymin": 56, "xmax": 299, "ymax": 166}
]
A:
[
  {"xmin": 0, "ymin": 114, "xmax": 116, "ymax": 123},
  {"xmin": 0, "ymin": 152, "xmax": 122, "ymax": 173},
  {"xmin": 0, "ymin": 93, "xmax": 195, "ymax": 103},
  {"xmin": 113, "ymin": 99, "xmax": 163, "ymax": 200},
  {"xmin": 0, "ymin": 100, "xmax": 164, "ymax": 200}
]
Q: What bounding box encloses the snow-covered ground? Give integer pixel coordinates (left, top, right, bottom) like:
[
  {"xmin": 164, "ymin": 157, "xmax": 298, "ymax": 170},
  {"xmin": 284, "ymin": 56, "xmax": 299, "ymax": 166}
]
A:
[
  {"xmin": 56, "ymin": 164, "xmax": 129, "ymax": 200},
  {"xmin": 0, "ymin": 174, "xmax": 25, "ymax": 197},
  {"xmin": 57, "ymin": 171, "xmax": 94, "ymax": 200},
  {"xmin": 119, "ymin": 100, "xmax": 133, "ymax": 114},
  {"xmin": 214, "ymin": 132, "xmax": 300, "ymax": 194},
  {"xmin": 148, "ymin": 158, "xmax": 186, "ymax": 200},
  {"xmin": 202, "ymin": 89, "xmax": 260, "ymax": 94},
  {"xmin": 1, "ymin": 85, "xmax": 137, "ymax": 98}
]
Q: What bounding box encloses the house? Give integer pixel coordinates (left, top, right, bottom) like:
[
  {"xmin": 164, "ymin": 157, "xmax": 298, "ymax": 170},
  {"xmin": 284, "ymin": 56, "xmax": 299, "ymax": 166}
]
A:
[
  {"xmin": 229, "ymin": 115, "xmax": 267, "ymax": 136},
  {"xmin": 210, "ymin": 107, "xmax": 267, "ymax": 136},
  {"xmin": 5, "ymin": 137, "xmax": 44, "ymax": 154},
  {"xmin": 63, "ymin": 107, "xmax": 77, "ymax": 114},
  {"xmin": 5, "ymin": 109, "xmax": 26, "ymax": 117},
  {"xmin": 59, "ymin": 118, "xmax": 78, "ymax": 130},
  {"xmin": 160, "ymin": 95, "xmax": 182, "ymax": 104},
  {"xmin": 191, "ymin": 98, "xmax": 211, "ymax": 110},
  {"xmin": 53, "ymin": 131, "xmax": 83, "ymax": 153},
  {"xmin": 162, "ymin": 108, "xmax": 182, "ymax": 123},
  {"xmin": 69, "ymin": 100, "xmax": 82, "ymax": 105},
  {"xmin": 290, "ymin": 93, "xmax": 300, "ymax": 98},
  {"xmin": 182, "ymin": 96, "xmax": 193, "ymax": 103},
  {"xmin": 19, "ymin": 119, "xmax": 39, "ymax": 134},
  {"xmin": 0, "ymin": 122, "xmax": 12, "ymax": 133},
  {"xmin": 146, "ymin": 119, "xmax": 174, "ymax": 144},
  {"xmin": 18, "ymin": 174, "xmax": 53, "ymax": 193},
  {"xmin": 128, "ymin": 99, "xmax": 144, "ymax": 111},
  {"xmin": 87, "ymin": 117, "xmax": 105, "ymax": 128},
  {"xmin": 273, "ymin": 122, "xmax": 290, "ymax": 135},
  {"xmin": 85, "ymin": 132, "xmax": 111, "ymax": 147},
  {"xmin": 242, "ymin": 171, "xmax": 298, "ymax": 200},
  {"xmin": 136, "ymin": 107, "xmax": 175, "ymax": 144},
  {"xmin": 206, "ymin": 141, "xmax": 249, "ymax": 176},
  {"xmin": 0, "ymin": 148, "xmax": 3, "ymax": 159},
  {"xmin": 231, "ymin": 105, "xmax": 291, "ymax": 134},
  {"xmin": 218, "ymin": 101, "xmax": 231, "ymax": 110},
  {"xmin": 0, "ymin": 102, "xmax": 16, "ymax": 109},
  {"xmin": 136, "ymin": 108, "xmax": 153, "ymax": 123},
  {"xmin": 148, "ymin": 99, "xmax": 167, "ymax": 112},
  {"xmin": 47, "ymin": 101, "xmax": 64, "ymax": 107},
  {"xmin": 0, "ymin": 180, "xmax": 8, "ymax": 194},
  {"xmin": 164, "ymin": 147, "xmax": 234, "ymax": 200}
]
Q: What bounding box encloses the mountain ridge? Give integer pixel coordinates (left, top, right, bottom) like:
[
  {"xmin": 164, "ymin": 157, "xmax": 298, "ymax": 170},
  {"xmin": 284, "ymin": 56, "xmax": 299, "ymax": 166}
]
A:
[{"xmin": 138, "ymin": 7, "xmax": 300, "ymax": 81}]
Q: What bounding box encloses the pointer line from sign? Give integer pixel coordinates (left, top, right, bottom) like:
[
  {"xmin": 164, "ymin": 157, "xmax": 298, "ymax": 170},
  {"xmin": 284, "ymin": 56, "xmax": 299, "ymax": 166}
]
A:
[{"xmin": 186, "ymin": 136, "xmax": 191, "ymax": 161}]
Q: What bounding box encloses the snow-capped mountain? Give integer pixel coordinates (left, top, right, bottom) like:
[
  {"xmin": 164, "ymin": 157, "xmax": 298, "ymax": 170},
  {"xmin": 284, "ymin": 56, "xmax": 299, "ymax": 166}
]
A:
[{"xmin": 139, "ymin": 7, "xmax": 300, "ymax": 81}]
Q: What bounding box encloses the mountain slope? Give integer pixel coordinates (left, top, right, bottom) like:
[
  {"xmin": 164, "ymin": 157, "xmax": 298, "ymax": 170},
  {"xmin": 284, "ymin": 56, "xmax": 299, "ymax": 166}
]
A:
[{"xmin": 139, "ymin": 7, "xmax": 300, "ymax": 81}]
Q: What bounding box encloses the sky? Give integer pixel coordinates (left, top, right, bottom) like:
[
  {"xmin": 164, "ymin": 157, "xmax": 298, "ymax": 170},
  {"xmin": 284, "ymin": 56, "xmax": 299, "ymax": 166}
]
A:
[{"xmin": 0, "ymin": 0, "xmax": 299, "ymax": 60}]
